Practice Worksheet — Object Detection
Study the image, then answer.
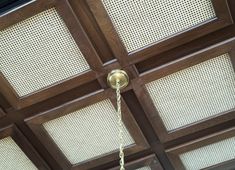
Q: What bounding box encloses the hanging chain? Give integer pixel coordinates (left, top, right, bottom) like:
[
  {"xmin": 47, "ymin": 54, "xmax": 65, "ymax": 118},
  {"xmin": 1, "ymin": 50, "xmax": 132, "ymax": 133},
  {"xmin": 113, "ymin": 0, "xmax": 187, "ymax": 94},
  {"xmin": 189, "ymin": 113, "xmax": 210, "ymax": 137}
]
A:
[{"xmin": 116, "ymin": 80, "xmax": 125, "ymax": 170}]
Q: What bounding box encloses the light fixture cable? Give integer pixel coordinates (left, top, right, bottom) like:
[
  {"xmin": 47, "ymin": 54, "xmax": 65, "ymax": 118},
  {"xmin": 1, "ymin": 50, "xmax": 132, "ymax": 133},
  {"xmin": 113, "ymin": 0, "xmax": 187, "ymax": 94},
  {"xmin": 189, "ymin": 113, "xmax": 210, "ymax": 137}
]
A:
[{"xmin": 116, "ymin": 80, "xmax": 125, "ymax": 170}]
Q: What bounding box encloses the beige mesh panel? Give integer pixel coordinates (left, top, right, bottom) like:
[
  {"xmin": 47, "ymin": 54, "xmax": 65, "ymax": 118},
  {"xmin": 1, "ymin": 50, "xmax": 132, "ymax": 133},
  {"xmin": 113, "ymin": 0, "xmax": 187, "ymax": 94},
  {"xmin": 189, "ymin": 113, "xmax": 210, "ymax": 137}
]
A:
[
  {"xmin": 146, "ymin": 54, "xmax": 235, "ymax": 131},
  {"xmin": 136, "ymin": 166, "xmax": 151, "ymax": 170},
  {"xmin": 0, "ymin": 137, "xmax": 37, "ymax": 170},
  {"xmin": 101, "ymin": 0, "xmax": 216, "ymax": 52},
  {"xmin": 180, "ymin": 136, "xmax": 235, "ymax": 170},
  {"xmin": 0, "ymin": 8, "xmax": 90, "ymax": 97},
  {"xmin": 43, "ymin": 99, "xmax": 134, "ymax": 164}
]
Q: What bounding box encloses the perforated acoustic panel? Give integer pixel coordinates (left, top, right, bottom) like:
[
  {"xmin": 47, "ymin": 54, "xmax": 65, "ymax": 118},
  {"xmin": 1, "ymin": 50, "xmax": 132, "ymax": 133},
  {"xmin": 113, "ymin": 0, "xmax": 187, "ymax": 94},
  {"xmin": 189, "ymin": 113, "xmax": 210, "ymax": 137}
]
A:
[
  {"xmin": 101, "ymin": 0, "xmax": 216, "ymax": 52},
  {"xmin": 0, "ymin": 8, "xmax": 90, "ymax": 97},
  {"xmin": 146, "ymin": 54, "xmax": 235, "ymax": 131},
  {"xmin": 0, "ymin": 137, "xmax": 37, "ymax": 170},
  {"xmin": 180, "ymin": 136, "xmax": 235, "ymax": 170},
  {"xmin": 43, "ymin": 99, "xmax": 134, "ymax": 164},
  {"xmin": 136, "ymin": 166, "xmax": 151, "ymax": 170}
]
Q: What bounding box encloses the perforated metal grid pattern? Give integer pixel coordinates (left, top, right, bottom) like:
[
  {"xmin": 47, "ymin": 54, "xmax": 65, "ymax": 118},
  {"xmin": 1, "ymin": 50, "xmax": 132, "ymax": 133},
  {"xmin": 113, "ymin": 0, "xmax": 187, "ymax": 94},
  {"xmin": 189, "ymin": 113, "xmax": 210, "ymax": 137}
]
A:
[
  {"xmin": 0, "ymin": 137, "xmax": 37, "ymax": 170},
  {"xmin": 0, "ymin": 8, "xmax": 90, "ymax": 97},
  {"xmin": 101, "ymin": 0, "xmax": 216, "ymax": 52},
  {"xmin": 43, "ymin": 99, "xmax": 134, "ymax": 164},
  {"xmin": 136, "ymin": 166, "xmax": 151, "ymax": 170},
  {"xmin": 180, "ymin": 136, "xmax": 235, "ymax": 170},
  {"xmin": 146, "ymin": 54, "xmax": 235, "ymax": 131}
]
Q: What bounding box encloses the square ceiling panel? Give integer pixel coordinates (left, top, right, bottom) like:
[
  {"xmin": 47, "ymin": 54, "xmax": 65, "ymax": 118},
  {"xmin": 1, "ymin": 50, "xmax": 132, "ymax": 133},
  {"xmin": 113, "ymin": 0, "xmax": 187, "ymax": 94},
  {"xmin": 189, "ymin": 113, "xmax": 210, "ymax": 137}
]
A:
[
  {"xmin": 101, "ymin": 0, "xmax": 216, "ymax": 52},
  {"xmin": 167, "ymin": 127, "xmax": 235, "ymax": 169},
  {"xmin": 180, "ymin": 136, "xmax": 235, "ymax": 170},
  {"xmin": 26, "ymin": 90, "xmax": 148, "ymax": 169},
  {"xmin": 0, "ymin": 136, "xmax": 37, "ymax": 170},
  {"xmin": 146, "ymin": 53, "xmax": 235, "ymax": 131},
  {"xmin": 43, "ymin": 99, "xmax": 134, "ymax": 164},
  {"xmin": 0, "ymin": 8, "xmax": 90, "ymax": 97}
]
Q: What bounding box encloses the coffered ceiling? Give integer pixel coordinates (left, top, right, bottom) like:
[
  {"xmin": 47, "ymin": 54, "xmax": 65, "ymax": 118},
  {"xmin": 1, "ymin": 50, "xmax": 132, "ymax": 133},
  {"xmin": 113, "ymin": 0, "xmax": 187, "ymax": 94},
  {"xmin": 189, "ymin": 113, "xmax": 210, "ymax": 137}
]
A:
[{"xmin": 0, "ymin": 0, "xmax": 235, "ymax": 170}]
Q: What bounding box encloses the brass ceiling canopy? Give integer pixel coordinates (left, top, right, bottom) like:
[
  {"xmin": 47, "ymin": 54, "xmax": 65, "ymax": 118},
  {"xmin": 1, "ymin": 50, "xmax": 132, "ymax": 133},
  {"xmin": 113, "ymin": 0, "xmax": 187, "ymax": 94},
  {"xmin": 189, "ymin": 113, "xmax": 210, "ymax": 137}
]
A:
[{"xmin": 107, "ymin": 69, "xmax": 129, "ymax": 89}]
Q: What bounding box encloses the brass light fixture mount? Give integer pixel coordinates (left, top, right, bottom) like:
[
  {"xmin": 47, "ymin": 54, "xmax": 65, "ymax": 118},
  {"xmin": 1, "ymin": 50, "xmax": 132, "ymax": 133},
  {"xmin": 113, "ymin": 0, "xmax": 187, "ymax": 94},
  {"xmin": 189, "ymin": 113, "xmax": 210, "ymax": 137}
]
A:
[{"xmin": 107, "ymin": 69, "xmax": 129, "ymax": 90}]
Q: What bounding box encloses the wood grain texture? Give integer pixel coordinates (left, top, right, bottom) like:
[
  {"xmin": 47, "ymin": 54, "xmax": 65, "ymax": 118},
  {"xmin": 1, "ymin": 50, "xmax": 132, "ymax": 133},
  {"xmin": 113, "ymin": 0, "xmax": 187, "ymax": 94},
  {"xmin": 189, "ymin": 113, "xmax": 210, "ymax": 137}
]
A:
[{"xmin": 1, "ymin": 0, "xmax": 235, "ymax": 169}]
